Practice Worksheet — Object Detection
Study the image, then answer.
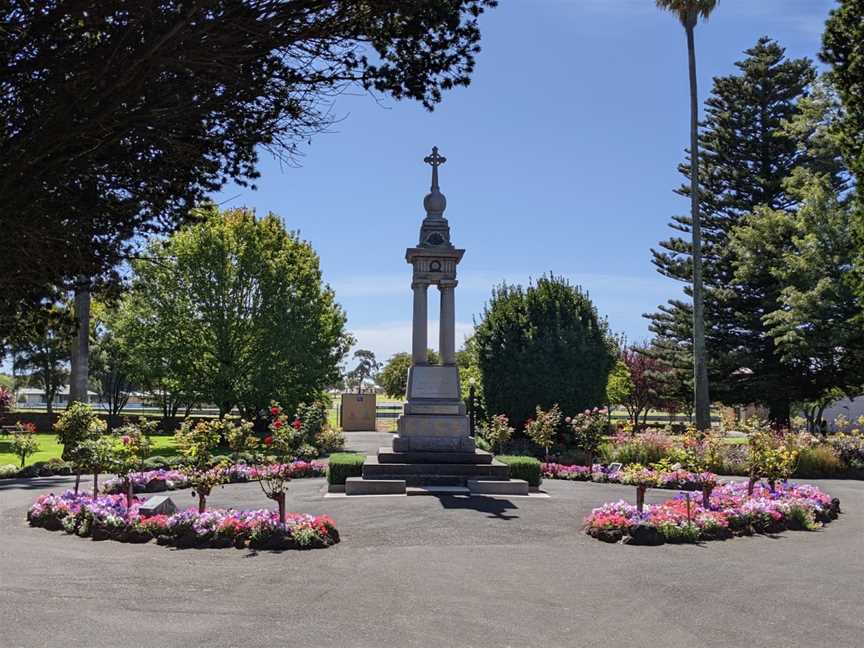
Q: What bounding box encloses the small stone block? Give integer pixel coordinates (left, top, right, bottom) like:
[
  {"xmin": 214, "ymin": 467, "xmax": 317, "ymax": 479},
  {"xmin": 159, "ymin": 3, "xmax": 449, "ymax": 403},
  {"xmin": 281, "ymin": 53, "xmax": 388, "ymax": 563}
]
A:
[
  {"xmin": 406, "ymin": 486, "xmax": 470, "ymax": 496},
  {"xmin": 138, "ymin": 495, "xmax": 177, "ymax": 517},
  {"xmin": 466, "ymin": 479, "xmax": 529, "ymax": 496},
  {"xmin": 345, "ymin": 478, "xmax": 406, "ymax": 495}
]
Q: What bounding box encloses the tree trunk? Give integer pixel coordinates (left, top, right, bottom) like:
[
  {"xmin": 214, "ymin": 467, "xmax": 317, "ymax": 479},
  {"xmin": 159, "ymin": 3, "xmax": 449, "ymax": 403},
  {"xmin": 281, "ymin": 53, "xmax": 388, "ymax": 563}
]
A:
[
  {"xmin": 768, "ymin": 399, "xmax": 791, "ymax": 429},
  {"xmin": 69, "ymin": 280, "xmax": 91, "ymax": 405},
  {"xmin": 747, "ymin": 475, "xmax": 757, "ymax": 496},
  {"xmin": 126, "ymin": 478, "xmax": 134, "ymax": 509},
  {"xmin": 198, "ymin": 493, "xmax": 207, "ymax": 514},
  {"xmin": 74, "ymin": 471, "xmax": 81, "ymax": 494},
  {"xmin": 636, "ymin": 485, "xmax": 646, "ymax": 513},
  {"xmin": 702, "ymin": 483, "xmax": 713, "ymax": 508},
  {"xmin": 686, "ymin": 24, "xmax": 711, "ymax": 432},
  {"xmin": 276, "ymin": 492, "xmax": 286, "ymax": 524},
  {"xmin": 93, "ymin": 472, "xmax": 99, "ymax": 498}
]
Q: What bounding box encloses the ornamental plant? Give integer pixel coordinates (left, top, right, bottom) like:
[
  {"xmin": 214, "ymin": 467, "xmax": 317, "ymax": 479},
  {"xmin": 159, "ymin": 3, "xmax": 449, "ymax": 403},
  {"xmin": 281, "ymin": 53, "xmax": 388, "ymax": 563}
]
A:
[
  {"xmin": 175, "ymin": 419, "xmax": 231, "ymax": 513},
  {"xmin": 744, "ymin": 418, "xmax": 802, "ymax": 494},
  {"xmin": 255, "ymin": 402, "xmax": 303, "ymax": 523},
  {"xmin": 225, "ymin": 418, "xmax": 257, "ymax": 462},
  {"xmin": 0, "ymin": 386, "xmax": 13, "ymax": 412},
  {"xmin": 524, "ymin": 403, "xmax": 562, "ymax": 461},
  {"xmin": 11, "ymin": 422, "xmax": 39, "ymax": 467},
  {"xmin": 110, "ymin": 423, "xmax": 152, "ymax": 508},
  {"xmin": 677, "ymin": 428, "xmax": 723, "ymax": 506},
  {"xmin": 620, "ymin": 464, "xmax": 660, "ymax": 512},
  {"xmin": 54, "ymin": 402, "xmax": 106, "ymax": 493},
  {"xmin": 483, "ymin": 414, "xmax": 514, "ymax": 455},
  {"xmin": 78, "ymin": 435, "xmax": 115, "ymax": 497},
  {"xmin": 567, "ymin": 407, "xmax": 607, "ymax": 469}
]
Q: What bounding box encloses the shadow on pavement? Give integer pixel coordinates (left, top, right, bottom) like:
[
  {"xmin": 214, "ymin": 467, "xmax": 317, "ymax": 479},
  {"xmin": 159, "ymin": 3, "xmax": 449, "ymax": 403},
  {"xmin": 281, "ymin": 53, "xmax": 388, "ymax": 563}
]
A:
[{"xmin": 435, "ymin": 495, "xmax": 519, "ymax": 520}]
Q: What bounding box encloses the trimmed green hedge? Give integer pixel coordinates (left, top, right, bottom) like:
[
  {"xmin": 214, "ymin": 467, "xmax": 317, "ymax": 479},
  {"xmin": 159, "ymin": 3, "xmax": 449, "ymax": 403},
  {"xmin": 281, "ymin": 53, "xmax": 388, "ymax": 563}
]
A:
[
  {"xmin": 327, "ymin": 453, "xmax": 365, "ymax": 485},
  {"xmin": 497, "ymin": 455, "xmax": 542, "ymax": 487}
]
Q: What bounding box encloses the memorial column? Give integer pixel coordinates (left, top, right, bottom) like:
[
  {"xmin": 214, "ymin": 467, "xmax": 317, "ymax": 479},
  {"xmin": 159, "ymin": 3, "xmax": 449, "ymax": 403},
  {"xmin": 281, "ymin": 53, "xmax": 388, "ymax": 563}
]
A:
[{"xmin": 412, "ymin": 281, "xmax": 429, "ymax": 364}]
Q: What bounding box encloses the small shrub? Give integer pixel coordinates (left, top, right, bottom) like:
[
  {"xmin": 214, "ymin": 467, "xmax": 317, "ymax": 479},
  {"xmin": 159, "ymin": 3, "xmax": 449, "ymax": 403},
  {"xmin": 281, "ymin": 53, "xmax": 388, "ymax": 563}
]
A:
[
  {"xmin": 164, "ymin": 455, "xmax": 184, "ymax": 468},
  {"xmin": 19, "ymin": 464, "xmax": 39, "ymax": 478},
  {"xmin": 796, "ymin": 445, "xmax": 844, "ymax": 476},
  {"xmin": 142, "ymin": 457, "xmax": 168, "ymax": 470},
  {"xmin": 314, "ymin": 428, "xmax": 345, "ymax": 454},
  {"xmin": 482, "ymin": 414, "xmax": 514, "ymax": 455},
  {"xmin": 496, "ymin": 455, "xmax": 542, "ymax": 487},
  {"xmin": 327, "ymin": 453, "xmax": 365, "ymax": 485},
  {"xmin": 524, "ymin": 404, "xmax": 562, "ymax": 461},
  {"xmin": 608, "ymin": 429, "xmax": 673, "ymax": 466},
  {"xmin": 0, "ymin": 464, "xmax": 19, "ymax": 478}
]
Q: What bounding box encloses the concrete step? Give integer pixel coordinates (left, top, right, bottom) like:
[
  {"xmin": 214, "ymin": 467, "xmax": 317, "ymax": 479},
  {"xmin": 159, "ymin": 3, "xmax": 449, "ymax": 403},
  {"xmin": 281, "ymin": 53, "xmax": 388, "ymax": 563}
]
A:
[
  {"xmin": 377, "ymin": 447, "xmax": 493, "ymax": 465},
  {"xmin": 406, "ymin": 486, "xmax": 471, "ymax": 496},
  {"xmin": 362, "ymin": 461, "xmax": 510, "ymax": 479},
  {"xmin": 467, "ymin": 479, "xmax": 529, "ymax": 496},
  {"xmin": 368, "ymin": 474, "xmax": 473, "ymax": 487},
  {"xmin": 345, "ymin": 478, "xmax": 406, "ymax": 495}
]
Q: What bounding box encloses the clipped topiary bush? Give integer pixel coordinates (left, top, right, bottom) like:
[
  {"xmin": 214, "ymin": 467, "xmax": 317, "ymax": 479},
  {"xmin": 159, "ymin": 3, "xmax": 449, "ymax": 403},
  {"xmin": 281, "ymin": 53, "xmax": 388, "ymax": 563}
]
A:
[
  {"xmin": 496, "ymin": 455, "xmax": 542, "ymax": 487},
  {"xmin": 0, "ymin": 464, "xmax": 19, "ymax": 478},
  {"xmin": 327, "ymin": 453, "xmax": 365, "ymax": 485}
]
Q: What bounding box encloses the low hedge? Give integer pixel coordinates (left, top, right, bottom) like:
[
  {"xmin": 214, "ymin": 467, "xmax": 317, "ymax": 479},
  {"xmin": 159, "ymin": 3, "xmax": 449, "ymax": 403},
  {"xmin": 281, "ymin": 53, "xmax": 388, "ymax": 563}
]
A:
[
  {"xmin": 327, "ymin": 453, "xmax": 365, "ymax": 485},
  {"xmin": 497, "ymin": 455, "xmax": 542, "ymax": 487}
]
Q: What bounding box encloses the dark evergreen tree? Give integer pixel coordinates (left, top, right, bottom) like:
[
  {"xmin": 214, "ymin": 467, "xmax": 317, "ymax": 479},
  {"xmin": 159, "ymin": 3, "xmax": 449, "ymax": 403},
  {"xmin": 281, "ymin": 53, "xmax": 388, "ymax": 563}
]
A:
[
  {"xmin": 821, "ymin": 0, "xmax": 864, "ymax": 188},
  {"xmin": 648, "ymin": 38, "xmax": 843, "ymax": 424},
  {"xmin": 473, "ymin": 275, "xmax": 615, "ymax": 429}
]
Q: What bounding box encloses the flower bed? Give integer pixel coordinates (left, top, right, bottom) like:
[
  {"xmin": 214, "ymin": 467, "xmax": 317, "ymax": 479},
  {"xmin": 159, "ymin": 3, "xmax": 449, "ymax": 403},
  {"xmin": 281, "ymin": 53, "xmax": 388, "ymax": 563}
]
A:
[
  {"xmin": 542, "ymin": 462, "xmax": 716, "ymax": 491},
  {"xmin": 101, "ymin": 460, "xmax": 327, "ymax": 494},
  {"xmin": 583, "ymin": 480, "xmax": 840, "ymax": 545},
  {"xmin": 27, "ymin": 489, "xmax": 339, "ymax": 550}
]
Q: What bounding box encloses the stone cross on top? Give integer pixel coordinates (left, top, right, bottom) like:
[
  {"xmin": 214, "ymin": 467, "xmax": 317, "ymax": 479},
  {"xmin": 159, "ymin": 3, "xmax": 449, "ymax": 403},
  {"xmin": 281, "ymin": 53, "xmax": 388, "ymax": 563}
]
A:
[{"xmin": 424, "ymin": 146, "xmax": 446, "ymax": 192}]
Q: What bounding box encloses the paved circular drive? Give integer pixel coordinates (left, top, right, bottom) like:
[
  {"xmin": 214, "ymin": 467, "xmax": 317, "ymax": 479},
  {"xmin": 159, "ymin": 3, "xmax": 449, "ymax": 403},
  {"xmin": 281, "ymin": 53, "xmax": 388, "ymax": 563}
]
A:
[{"xmin": 1, "ymin": 470, "xmax": 862, "ymax": 648}]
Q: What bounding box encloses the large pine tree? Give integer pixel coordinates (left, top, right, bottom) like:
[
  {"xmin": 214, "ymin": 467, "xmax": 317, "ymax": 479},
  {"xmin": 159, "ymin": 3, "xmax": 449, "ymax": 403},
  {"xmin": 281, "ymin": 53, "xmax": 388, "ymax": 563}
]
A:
[{"xmin": 648, "ymin": 37, "xmax": 843, "ymax": 424}]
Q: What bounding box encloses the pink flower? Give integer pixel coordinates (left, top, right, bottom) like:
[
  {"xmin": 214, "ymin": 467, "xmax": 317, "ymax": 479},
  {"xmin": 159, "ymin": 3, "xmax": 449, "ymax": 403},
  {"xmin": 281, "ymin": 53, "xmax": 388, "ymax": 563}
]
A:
[{"xmin": 120, "ymin": 435, "xmax": 131, "ymax": 445}]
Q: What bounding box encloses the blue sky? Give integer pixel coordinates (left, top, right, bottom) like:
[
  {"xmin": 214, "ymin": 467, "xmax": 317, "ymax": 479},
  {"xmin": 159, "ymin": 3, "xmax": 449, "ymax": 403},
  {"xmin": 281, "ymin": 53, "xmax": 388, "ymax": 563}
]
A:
[{"xmin": 213, "ymin": 0, "xmax": 835, "ymax": 365}]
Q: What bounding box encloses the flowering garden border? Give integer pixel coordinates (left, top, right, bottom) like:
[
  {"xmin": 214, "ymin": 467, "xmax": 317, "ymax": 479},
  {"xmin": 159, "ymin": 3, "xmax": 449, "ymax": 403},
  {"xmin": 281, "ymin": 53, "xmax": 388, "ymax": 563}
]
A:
[
  {"xmin": 101, "ymin": 461, "xmax": 326, "ymax": 495},
  {"xmin": 583, "ymin": 480, "xmax": 840, "ymax": 545},
  {"xmin": 28, "ymin": 489, "xmax": 339, "ymax": 551}
]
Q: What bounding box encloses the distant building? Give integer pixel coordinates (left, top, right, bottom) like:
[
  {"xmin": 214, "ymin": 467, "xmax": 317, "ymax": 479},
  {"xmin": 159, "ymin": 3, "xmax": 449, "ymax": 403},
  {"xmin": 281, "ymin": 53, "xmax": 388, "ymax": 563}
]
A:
[{"xmin": 15, "ymin": 386, "xmax": 98, "ymax": 407}]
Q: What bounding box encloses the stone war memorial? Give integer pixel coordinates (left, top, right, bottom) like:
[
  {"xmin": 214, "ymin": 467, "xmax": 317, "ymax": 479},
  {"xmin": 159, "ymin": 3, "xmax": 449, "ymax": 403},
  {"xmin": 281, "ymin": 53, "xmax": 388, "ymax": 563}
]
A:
[{"xmin": 346, "ymin": 148, "xmax": 528, "ymax": 496}]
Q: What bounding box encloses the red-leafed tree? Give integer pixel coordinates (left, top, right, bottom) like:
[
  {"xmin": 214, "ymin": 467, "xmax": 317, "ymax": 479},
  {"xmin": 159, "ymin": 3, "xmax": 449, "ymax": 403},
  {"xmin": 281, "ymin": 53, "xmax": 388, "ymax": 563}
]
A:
[{"xmin": 619, "ymin": 344, "xmax": 667, "ymax": 429}]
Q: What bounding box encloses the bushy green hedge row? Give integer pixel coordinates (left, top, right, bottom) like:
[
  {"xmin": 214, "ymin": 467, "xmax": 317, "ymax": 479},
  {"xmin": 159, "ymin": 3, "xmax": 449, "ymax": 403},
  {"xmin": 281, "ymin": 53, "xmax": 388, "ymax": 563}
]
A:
[
  {"xmin": 0, "ymin": 458, "xmax": 73, "ymax": 479},
  {"xmin": 496, "ymin": 455, "xmax": 542, "ymax": 487},
  {"xmin": 327, "ymin": 453, "xmax": 365, "ymax": 485}
]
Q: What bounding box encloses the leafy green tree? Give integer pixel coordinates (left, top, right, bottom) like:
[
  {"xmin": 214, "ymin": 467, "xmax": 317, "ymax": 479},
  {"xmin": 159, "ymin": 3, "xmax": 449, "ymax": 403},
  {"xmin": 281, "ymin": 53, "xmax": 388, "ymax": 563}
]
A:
[
  {"xmin": 474, "ymin": 275, "xmax": 615, "ymax": 428},
  {"xmin": 90, "ymin": 306, "xmax": 134, "ymax": 427},
  {"xmin": 345, "ymin": 349, "xmax": 381, "ymax": 393},
  {"xmin": 649, "ymin": 39, "xmax": 842, "ymax": 425},
  {"xmin": 606, "ymin": 359, "xmax": 634, "ymax": 414},
  {"xmin": 655, "ymin": 0, "xmax": 719, "ymax": 431},
  {"xmin": 119, "ymin": 206, "xmax": 351, "ymax": 419},
  {"xmin": 378, "ymin": 350, "xmax": 440, "ymax": 398},
  {"xmin": 10, "ymin": 306, "xmax": 73, "ymax": 414},
  {"xmin": 0, "ymin": 1, "xmax": 499, "ymax": 338}
]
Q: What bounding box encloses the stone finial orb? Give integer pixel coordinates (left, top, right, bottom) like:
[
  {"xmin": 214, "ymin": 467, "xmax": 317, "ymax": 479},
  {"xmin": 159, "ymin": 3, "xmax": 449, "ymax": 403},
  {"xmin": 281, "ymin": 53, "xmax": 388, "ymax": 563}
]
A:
[{"xmin": 423, "ymin": 189, "xmax": 447, "ymax": 216}]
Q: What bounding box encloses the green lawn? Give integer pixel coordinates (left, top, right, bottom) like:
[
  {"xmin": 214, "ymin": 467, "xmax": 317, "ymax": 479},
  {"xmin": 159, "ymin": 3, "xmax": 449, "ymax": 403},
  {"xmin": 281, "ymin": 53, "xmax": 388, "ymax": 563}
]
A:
[{"xmin": 0, "ymin": 434, "xmax": 179, "ymax": 467}]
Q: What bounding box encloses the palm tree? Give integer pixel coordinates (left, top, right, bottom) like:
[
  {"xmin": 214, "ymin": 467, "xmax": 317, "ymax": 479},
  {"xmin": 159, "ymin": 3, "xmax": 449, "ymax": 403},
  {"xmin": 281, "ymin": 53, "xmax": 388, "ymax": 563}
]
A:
[{"xmin": 656, "ymin": 0, "xmax": 718, "ymax": 431}]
